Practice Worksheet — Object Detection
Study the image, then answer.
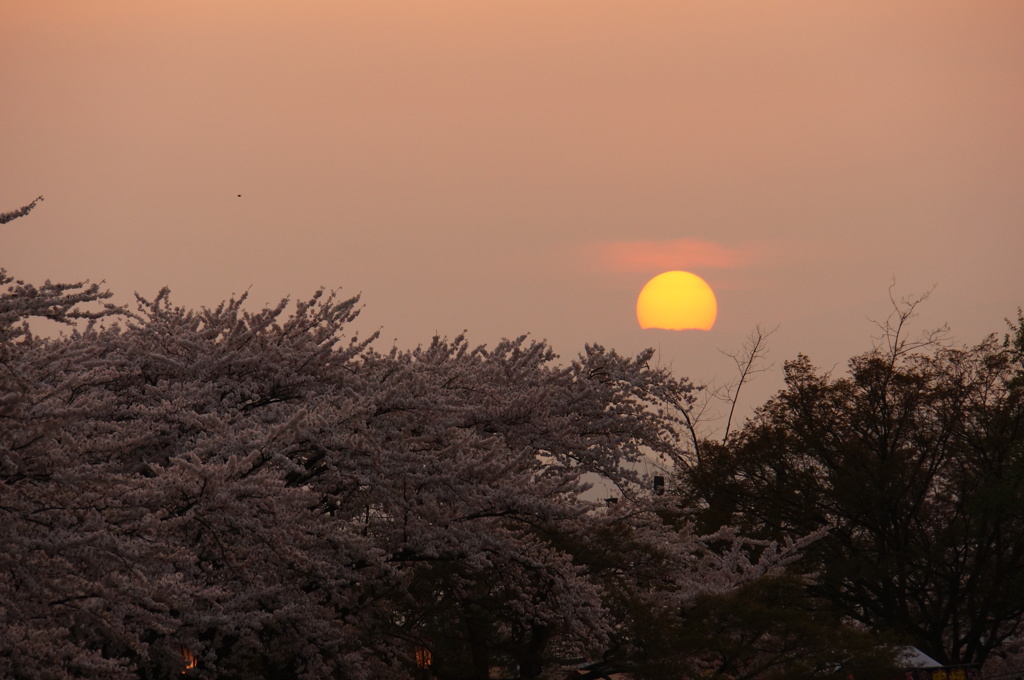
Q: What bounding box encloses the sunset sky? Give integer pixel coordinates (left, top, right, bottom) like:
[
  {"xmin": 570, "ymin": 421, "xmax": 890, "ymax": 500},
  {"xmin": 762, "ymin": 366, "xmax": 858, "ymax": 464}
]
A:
[{"xmin": 3, "ymin": 1, "xmax": 1023, "ymax": 427}]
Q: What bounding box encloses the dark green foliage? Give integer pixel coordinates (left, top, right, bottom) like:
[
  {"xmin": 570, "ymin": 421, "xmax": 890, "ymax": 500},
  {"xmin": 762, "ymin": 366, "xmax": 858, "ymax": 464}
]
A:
[
  {"xmin": 630, "ymin": 574, "xmax": 900, "ymax": 680},
  {"xmin": 683, "ymin": 316, "xmax": 1024, "ymax": 666}
]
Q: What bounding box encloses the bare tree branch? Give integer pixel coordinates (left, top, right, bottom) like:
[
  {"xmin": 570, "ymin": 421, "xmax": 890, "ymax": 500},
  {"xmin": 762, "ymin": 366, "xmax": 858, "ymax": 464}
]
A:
[
  {"xmin": 868, "ymin": 279, "xmax": 949, "ymax": 366},
  {"xmin": 721, "ymin": 324, "xmax": 778, "ymax": 442}
]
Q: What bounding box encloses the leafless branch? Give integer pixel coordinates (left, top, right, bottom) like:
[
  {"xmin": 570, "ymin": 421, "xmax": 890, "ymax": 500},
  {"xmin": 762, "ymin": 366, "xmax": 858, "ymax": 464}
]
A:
[
  {"xmin": 720, "ymin": 324, "xmax": 778, "ymax": 442},
  {"xmin": 868, "ymin": 279, "xmax": 949, "ymax": 366}
]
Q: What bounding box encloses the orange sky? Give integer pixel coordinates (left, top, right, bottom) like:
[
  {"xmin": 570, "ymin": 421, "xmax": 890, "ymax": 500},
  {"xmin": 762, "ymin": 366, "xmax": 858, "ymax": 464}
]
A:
[{"xmin": 3, "ymin": 0, "xmax": 1023, "ymax": 430}]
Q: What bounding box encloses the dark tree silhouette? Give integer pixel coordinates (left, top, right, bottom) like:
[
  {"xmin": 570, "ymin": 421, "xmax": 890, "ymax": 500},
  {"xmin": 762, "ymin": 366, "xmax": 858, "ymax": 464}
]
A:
[{"xmin": 682, "ymin": 297, "xmax": 1024, "ymax": 667}]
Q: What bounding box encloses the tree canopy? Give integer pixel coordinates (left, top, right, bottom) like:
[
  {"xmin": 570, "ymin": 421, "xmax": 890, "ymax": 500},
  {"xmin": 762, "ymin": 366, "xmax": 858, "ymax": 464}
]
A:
[
  {"xmin": 682, "ymin": 301, "xmax": 1024, "ymax": 668},
  {"xmin": 0, "ymin": 265, "xmax": 805, "ymax": 680}
]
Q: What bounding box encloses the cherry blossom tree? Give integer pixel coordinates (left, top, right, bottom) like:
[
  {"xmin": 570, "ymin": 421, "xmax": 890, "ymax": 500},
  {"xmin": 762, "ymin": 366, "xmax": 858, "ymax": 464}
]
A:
[
  {"xmin": 0, "ymin": 258, "xmax": 799, "ymax": 679},
  {"xmin": 0, "ymin": 195, "xmax": 43, "ymax": 225}
]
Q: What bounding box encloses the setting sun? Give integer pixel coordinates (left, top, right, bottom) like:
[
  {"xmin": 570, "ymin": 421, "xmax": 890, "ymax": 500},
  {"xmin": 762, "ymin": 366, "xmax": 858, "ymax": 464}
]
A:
[{"xmin": 636, "ymin": 271, "xmax": 717, "ymax": 331}]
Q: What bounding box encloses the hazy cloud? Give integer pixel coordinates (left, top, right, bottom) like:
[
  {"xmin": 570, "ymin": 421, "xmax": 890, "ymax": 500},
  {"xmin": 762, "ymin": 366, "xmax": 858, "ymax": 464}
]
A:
[{"xmin": 590, "ymin": 238, "xmax": 759, "ymax": 273}]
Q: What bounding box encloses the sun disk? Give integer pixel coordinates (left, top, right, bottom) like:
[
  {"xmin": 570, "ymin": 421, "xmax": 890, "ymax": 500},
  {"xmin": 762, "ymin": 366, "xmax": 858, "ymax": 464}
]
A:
[{"xmin": 636, "ymin": 271, "xmax": 717, "ymax": 331}]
